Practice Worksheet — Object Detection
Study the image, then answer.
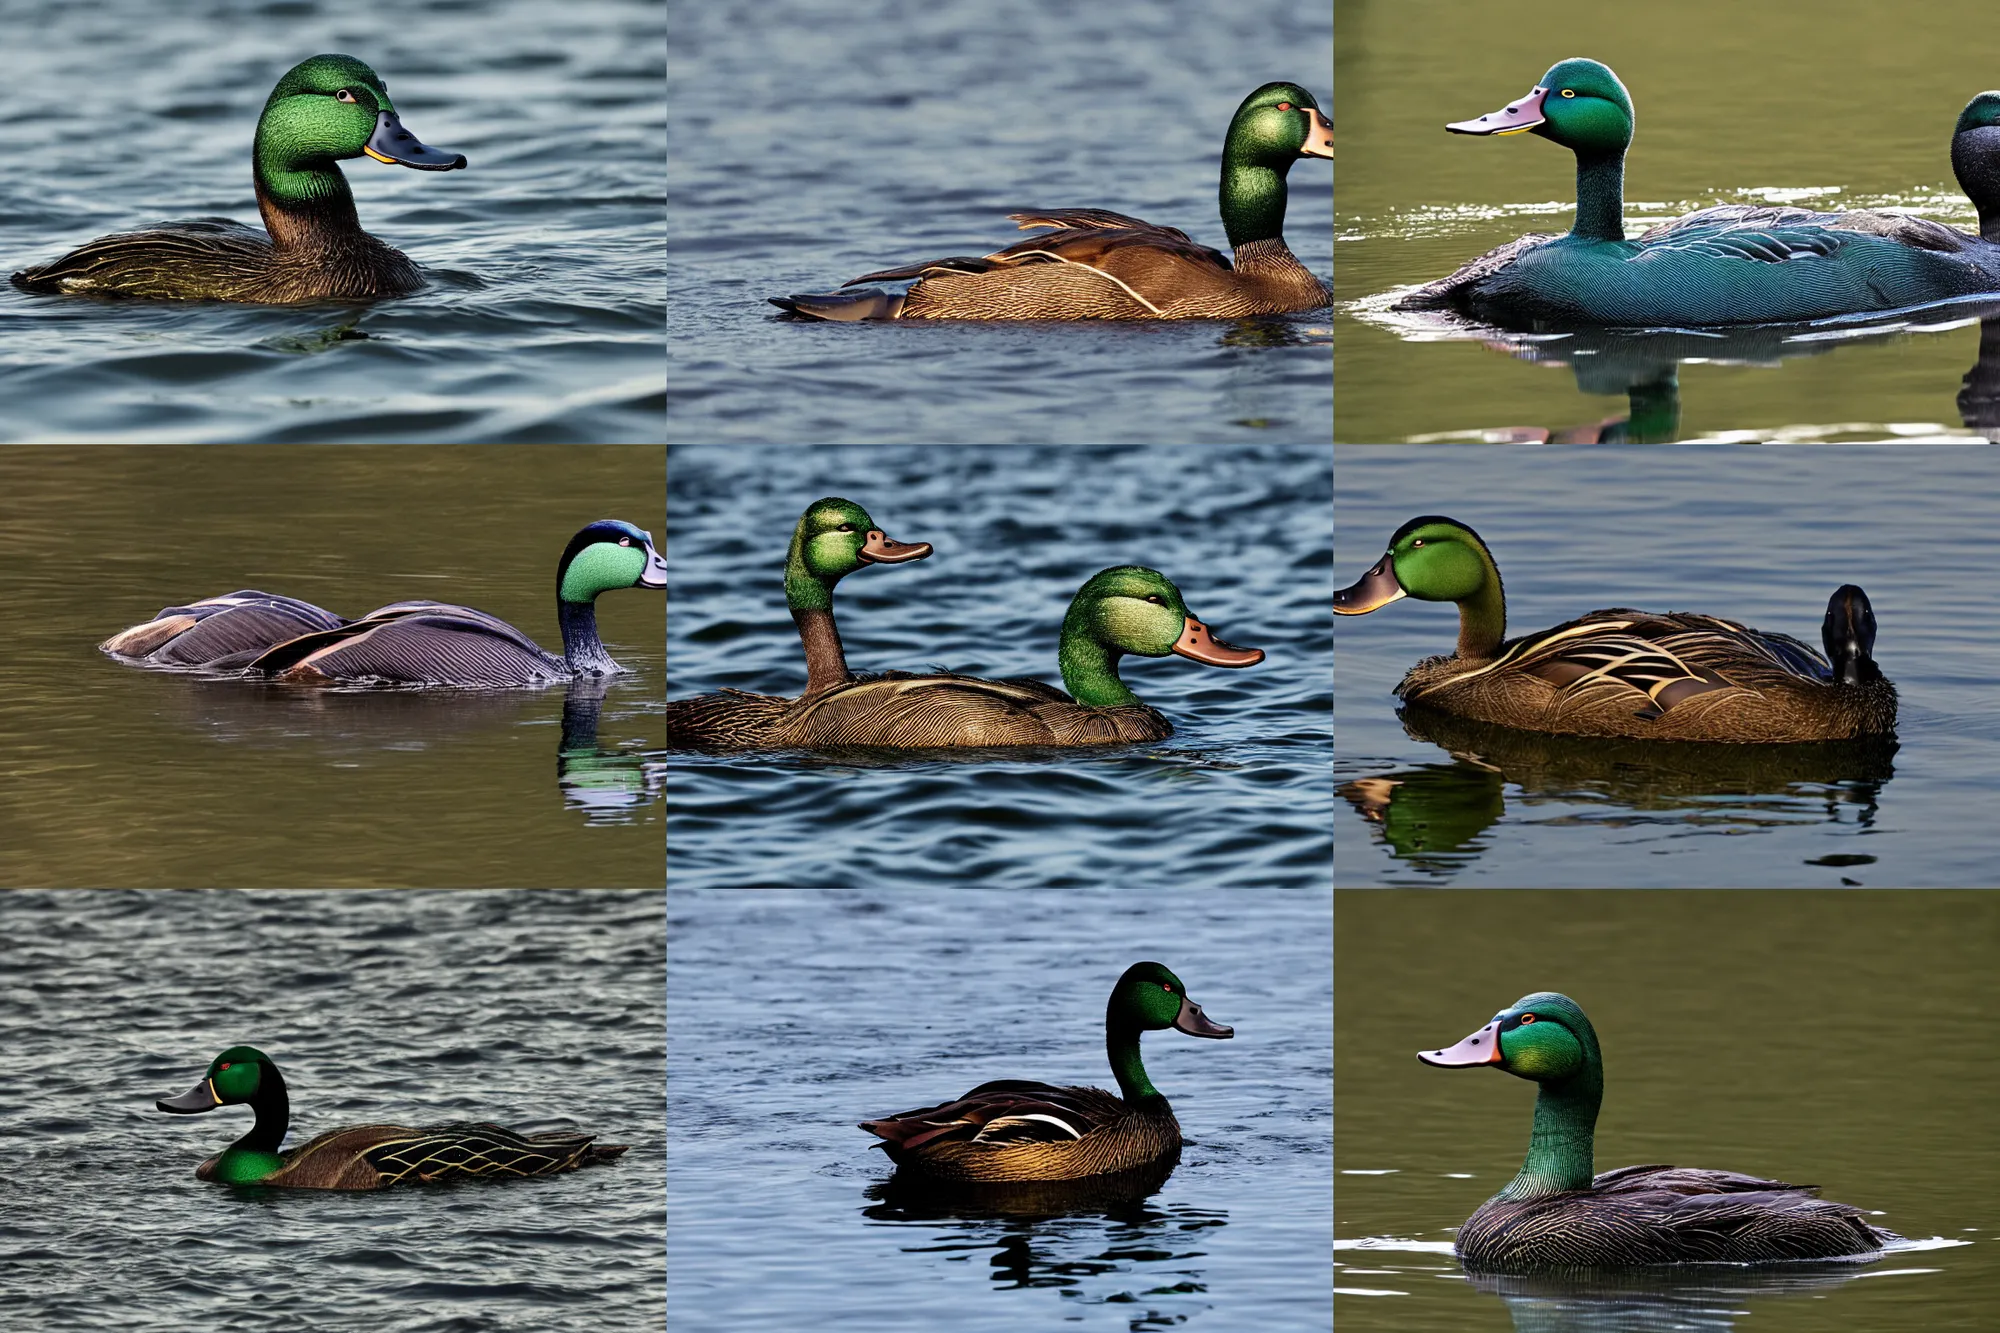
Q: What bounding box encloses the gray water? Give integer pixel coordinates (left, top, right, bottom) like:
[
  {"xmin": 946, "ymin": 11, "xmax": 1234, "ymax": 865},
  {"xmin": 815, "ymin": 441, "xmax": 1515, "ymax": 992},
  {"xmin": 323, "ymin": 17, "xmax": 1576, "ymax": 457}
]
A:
[
  {"xmin": 1335, "ymin": 447, "xmax": 2000, "ymax": 886},
  {"xmin": 0, "ymin": 889, "xmax": 665, "ymax": 1333},
  {"xmin": 667, "ymin": 886, "xmax": 1332, "ymax": 1332},
  {"xmin": 665, "ymin": 0, "xmax": 1332, "ymax": 444},
  {"xmin": 1, "ymin": 0, "xmax": 663, "ymax": 443},
  {"xmin": 666, "ymin": 444, "xmax": 1333, "ymax": 890}
]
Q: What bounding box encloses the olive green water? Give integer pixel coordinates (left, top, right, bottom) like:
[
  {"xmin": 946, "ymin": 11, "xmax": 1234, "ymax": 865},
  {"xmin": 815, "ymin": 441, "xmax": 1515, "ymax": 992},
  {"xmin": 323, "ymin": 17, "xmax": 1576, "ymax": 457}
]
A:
[
  {"xmin": 0, "ymin": 446, "xmax": 664, "ymax": 888},
  {"xmin": 1336, "ymin": 0, "xmax": 2000, "ymax": 441},
  {"xmin": 1336, "ymin": 891, "xmax": 2000, "ymax": 1331}
]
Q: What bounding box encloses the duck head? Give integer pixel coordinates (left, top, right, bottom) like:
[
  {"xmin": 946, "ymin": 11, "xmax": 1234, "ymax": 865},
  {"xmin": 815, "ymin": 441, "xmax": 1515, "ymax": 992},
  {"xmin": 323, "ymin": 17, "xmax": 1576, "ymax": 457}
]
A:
[
  {"xmin": 783, "ymin": 498, "xmax": 932, "ymax": 612},
  {"xmin": 1952, "ymin": 91, "xmax": 2000, "ymax": 243},
  {"xmin": 158, "ymin": 1045, "xmax": 291, "ymax": 1184},
  {"xmin": 1335, "ymin": 516, "xmax": 1507, "ymax": 660},
  {"xmin": 1057, "ymin": 566, "xmax": 1264, "ymax": 707},
  {"xmin": 1446, "ymin": 58, "xmax": 1634, "ymax": 242},
  {"xmin": 1104, "ymin": 962, "xmax": 1233, "ymax": 1103},
  {"xmin": 258, "ymin": 54, "xmax": 467, "ymax": 174},
  {"xmin": 1822, "ymin": 584, "xmax": 1882, "ymax": 687},
  {"xmin": 1220, "ymin": 82, "xmax": 1335, "ymax": 249},
  {"xmin": 558, "ymin": 520, "xmax": 667, "ymax": 603}
]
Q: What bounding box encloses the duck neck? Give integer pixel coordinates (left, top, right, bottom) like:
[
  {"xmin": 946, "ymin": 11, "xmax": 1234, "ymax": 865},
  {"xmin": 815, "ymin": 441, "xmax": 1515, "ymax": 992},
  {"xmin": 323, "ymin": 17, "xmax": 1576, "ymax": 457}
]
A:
[
  {"xmin": 1220, "ymin": 154, "xmax": 1292, "ymax": 250},
  {"xmin": 1952, "ymin": 128, "xmax": 2000, "ymax": 243},
  {"xmin": 1570, "ymin": 149, "xmax": 1627, "ymax": 243},
  {"xmin": 1454, "ymin": 554, "xmax": 1508, "ymax": 661},
  {"xmin": 1497, "ymin": 1067, "xmax": 1600, "ymax": 1202},
  {"xmin": 217, "ymin": 1067, "xmax": 291, "ymax": 1182},
  {"xmin": 252, "ymin": 144, "xmax": 363, "ymax": 251},
  {"xmin": 1106, "ymin": 1021, "xmax": 1163, "ymax": 1106},
  {"xmin": 1057, "ymin": 627, "xmax": 1140, "ymax": 707},
  {"xmin": 559, "ymin": 599, "xmax": 622, "ymax": 676}
]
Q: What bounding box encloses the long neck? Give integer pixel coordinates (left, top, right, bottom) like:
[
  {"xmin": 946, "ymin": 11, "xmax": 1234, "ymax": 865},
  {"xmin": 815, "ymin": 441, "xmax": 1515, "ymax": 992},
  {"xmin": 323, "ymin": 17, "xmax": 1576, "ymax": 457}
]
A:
[
  {"xmin": 559, "ymin": 599, "xmax": 621, "ymax": 675},
  {"xmin": 1570, "ymin": 150, "xmax": 1627, "ymax": 243},
  {"xmin": 1220, "ymin": 157, "xmax": 1291, "ymax": 250},
  {"xmin": 792, "ymin": 607, "xmax": 849, "ymax": 694},
  {"xmin": 1455, "ymin": 562, "xmax": 1508, "ymax": 661},
  {"xmin": 1106, "ymin": 1022, "xmax": 1162, "ymax": 1105},
  {"xmin": 1057, "ymin": 628, "xmax": 1140, "ymax": 707},
  {"xmin": 1496, "ymin": 1068, "xmax": 1601, "ymax": 1201},
  {"xmin": 253, "ymin": 142, "xmax": 363, "ymax": 250},
  {"xmin": 1953, "ymin": 130, "xmax": 2000, "ymax": 243},
  {"xmin": 233, "ymin": 1069, "xmax": 291, "ymax": 1157}
]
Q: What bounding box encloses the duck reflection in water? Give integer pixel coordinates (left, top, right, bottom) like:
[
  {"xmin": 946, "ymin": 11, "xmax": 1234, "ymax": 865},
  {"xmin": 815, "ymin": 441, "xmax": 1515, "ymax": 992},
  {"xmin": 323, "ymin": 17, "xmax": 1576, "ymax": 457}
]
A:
[
  {"xmin": 1464, "ymin": 1262, "xmax": 1907, "ymax": 1333},
  {"xmin": 557, "ymin": 676, "xmax": 662, "ymax": 818},
  {"xmin": 1342, "ymin": 705, "xmax": 1895, "ymax": 876}
]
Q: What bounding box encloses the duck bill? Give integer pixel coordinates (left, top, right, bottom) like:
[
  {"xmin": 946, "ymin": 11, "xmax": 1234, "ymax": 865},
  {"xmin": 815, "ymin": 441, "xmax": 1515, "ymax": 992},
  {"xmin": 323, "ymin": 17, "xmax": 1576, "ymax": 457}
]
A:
[
  {"xmin": 1301, "ymin": 106, "xmax": 1334, "ymax": 159},
  {"xmin": 1335, "ymin": 555, "xmax": 1407, "ymax": 615},
  {"xmin": 1171, "ymin": 615, "xmax": 1265, "ymax": 667},
  {"xmin": 638, "ymin": 540, "xmax": 667, "ymax": 589},
  {"xmin": 1447, "ymin": 85, "xmax": 1549, "ymax": 136},
  {"xmin": 157, "ymin": 1077, "xmax": 222, "ymax": 1114},
  {"xmin": 1418, "ymin": 1021, "xmax": 1504, "ymax": 1068},
  {"xmin": 858, "ymin": 530, "xmax": 933, "ymax": 564},
  {"xmin": 363, "ymin": 110, "xmax": 468, "ymax": 170},
  {"xmin": 1174, "ymin": 996, "xmax": 1234, "ymax": 1039}
]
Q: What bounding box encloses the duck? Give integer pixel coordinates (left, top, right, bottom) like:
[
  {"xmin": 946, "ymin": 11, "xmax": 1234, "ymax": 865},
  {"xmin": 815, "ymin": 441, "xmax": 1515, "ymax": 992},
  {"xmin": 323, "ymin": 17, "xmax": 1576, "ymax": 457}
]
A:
[
  {"xmin": 769, "ymin": 82, "xmax": 1332, "ymax": 320},
  {"xmin": 670, "ymin": 564, "xmax": 1265, "ymax": 749},
  {"xmin": 859, "ymin": 962, "xmax": 1233, "ymax": 1183},
  {"xmin": 156, "ymin": 1046, "xmax": 626, "ymax": 1190},
  {"xmin": 103, "ymin": 519, "xmax": 664, "ymax": 686},
  {"xmin": 1333, "ymin": 516, "xmax": 1895, "ymax": 743},
  {"xmin": 1397, "ymin": 59, "xmax": 2000, "ymax": 328},
  {"xmin": 11, "ymin": 54, "xmax": 465, "ymax": 304},
  {"xmin": 1419, "ymin": 992, "xmax": 1897, "ymax": 1270}
]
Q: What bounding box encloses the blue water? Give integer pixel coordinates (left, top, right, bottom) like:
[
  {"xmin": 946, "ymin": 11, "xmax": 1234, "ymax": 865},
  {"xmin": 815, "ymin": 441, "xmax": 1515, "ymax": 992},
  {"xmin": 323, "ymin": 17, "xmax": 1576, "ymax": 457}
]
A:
[
  {"xmin": 666, "ymin": 444, "xmax": 1333, "ymax": 889},
  {"xmin": 667, "ymin": 886, "xmax": 1332, "ymax": 1332},
  {"xmin": 0, "ymin": 889, "xmax": 664, "ymax": 1333},
  {"xmin": 0, "ymin": 0, "xmax": 663, "ymax": 442},
  {"xmin": 666, "ymin": 0, "xmax": 1332, "ymax": 444}
]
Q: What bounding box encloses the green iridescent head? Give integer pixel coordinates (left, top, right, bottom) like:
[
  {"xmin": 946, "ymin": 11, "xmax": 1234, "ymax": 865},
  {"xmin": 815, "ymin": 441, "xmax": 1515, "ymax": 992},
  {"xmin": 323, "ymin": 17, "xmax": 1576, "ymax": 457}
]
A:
[
  {"xmin": 558, "ymin": 520, "xmax": 667, "ymax": 604},
  {"xmin": 782, "ymin": 497, "xmax": 932, "ymax": 611},
  {"xmin": 1057, "ymin": 566, "xmax": 1265, "ymax": 707},
  {"xmin": 1102, "ymin": 961, "xmax": 1234, "ymax": 1102},
  {"xmin": 158, "ymin": 1045, "xmax": 291, "ymax": 1184},
  {"xmin": 1448, "ymin": 58, "xmax": 1633, "ymax": 157},
  {"xmin": 1219, "ymin": 81, "xmax": 1334, "ymax": 248},
  {"xmin": 254, "ymin": 54, "xmax": 466, "ymax": 204},
  {"xmin": 1335, "ymin": 516, "xmax": 1501, "ymax": 610},
  {"xmin": 1956, "ymin": 90, "xmax": 2000, "ymax": 135}
]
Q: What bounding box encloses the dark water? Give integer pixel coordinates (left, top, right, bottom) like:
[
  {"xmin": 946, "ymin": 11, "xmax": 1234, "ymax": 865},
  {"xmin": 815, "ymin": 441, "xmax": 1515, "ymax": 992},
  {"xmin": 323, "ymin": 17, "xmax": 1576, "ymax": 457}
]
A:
[
  {"xmin": 666, "ymin": 445, "xmax": 1332, "ymax": 889},
  {"xmin": 1335, "ymin": 447, "xmax": 2000, "ymax": 887},
  {"xmin": 0, "ymin": 446, "xmax": 665, "ymax": 888},
  {"xmin": 668, "ymin": 886, "xmax": 1331, "ymax": 1331},
  {"xmin": 1336, "ymin": 890, "xmax": 1997, "ymax": 1332},
  {"xmin": 0, "ymin": 889, "xmax": 664, "ymax": 1333},
  {"xmin": 666, "ymin": 0, "xmax": 1332, "ymax": 444},
  {"xmin": 1, "ymin": 0, "xmax": 663, "ymax": 443},
  {"xmin": 1335, "ymin": 0, "xmax": 2000, "ymax": 442}
]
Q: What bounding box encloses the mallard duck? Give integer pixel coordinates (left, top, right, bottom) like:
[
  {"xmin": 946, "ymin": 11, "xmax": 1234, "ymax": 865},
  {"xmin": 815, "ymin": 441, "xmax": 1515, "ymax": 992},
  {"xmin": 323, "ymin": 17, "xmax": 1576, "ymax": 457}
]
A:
[
  {"xmin": 1334, "ymin": 516, "xmax": 1895, "ymax": 742},
  {"xmin": 1398, "ymin": 59, "xmax": 2000, "ymax": 328},
  {"xmin": 103, "ymin": 520, "xmax": 663, "ymax": 686},
  {"xmin": 670, "ymin": 564, "xmax": 1264, "ymax": 749},
  {"xmin": 860, "ymin": 962, "xmax": 1233, "ymax": 1183},
  {"xmin": 1420, "ymin": 993, "xmax": 1897, "ymax": 1269},
  {"xmin": 11, "ymin": 54, "xmax": 465, "ymax": 304},
  {"xmin": 157, "ymin": 1046, "xmax": 626, "ymax": 1190},
  {"xmin": 769, "ymin": 82, "xmax": 1332, "ymax": 320}
]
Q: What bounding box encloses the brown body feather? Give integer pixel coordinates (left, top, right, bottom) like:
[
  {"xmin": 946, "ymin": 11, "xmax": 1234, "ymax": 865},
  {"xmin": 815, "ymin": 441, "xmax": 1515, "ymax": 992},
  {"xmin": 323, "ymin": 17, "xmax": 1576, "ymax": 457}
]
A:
[
  {"xmin": 196, "ymin": 1122, "xmax": 627, "ymax": 1191},
  {"xmin": 860, "ymin": 1080, "xmax": 1182, "ymax": 1183}
]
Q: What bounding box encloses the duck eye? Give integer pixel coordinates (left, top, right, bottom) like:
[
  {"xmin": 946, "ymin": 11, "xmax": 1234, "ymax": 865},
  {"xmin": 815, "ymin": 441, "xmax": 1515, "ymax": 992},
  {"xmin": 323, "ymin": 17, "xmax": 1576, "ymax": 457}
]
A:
[
  {"xmin": 335, "ymin": 89, "xmax": 358, "ymax": 104},
  {"xmin": 1410, "ymin": 539, "xmax": 1425, "ymax": 548},
  {"xmin": 837, "ymin": 523, "xmax": 855, "ymax": 533},
  {"xmin": 218, "ymin": 1062, "xmax": 232, "ymax": 1070},
  {"xmin": 1275, "ymin": 101, "xmax": 1293, "ymax": 111},
  {"xmin": 619, "ymin": 537, "xmax": 632, "ymax": 546},
  {"xmin": 1519, "ymin": 1014, "xmax": 1537, "ymax": 1024},
  {"xmin": 1162, "ymin": 983, "xmax": 1173, "ymax": 993},
  {"xmin": 1560, "ymin": 89, "xmax": 1576, "ymax": 99},
  {"xmin": 1145, "ymin": 595, "xmax": 1165, "ymax": 605}
]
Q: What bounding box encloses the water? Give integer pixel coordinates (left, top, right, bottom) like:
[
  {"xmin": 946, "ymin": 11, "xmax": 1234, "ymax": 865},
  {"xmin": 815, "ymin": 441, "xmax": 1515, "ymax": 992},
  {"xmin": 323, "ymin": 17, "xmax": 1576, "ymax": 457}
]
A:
[
  {"xmin": 0, "ymin": 445, "xmax": 665, "ymax": 888},
  {"xmin": 665, "ymin": 0, "xmax": 1332, "ymax": 444},
  {"xmin": 1336, "ymin": 890, "xmax": 2000, "ymax": 1332},
  {"xmin": 666, "ymin": 444, "xmax": 1332, "ymax": 889},
  {"xmin": 1335, "ymin": 447, "xmax": 2000, "ymax": 887},
  {"xmin": 1335, "ymin": 0, "xmax": 2000, "ymax": 442},
  {"xmin": 667, "ymin": 886, "xmax": 1332, "ymax": 1331},
  {"xmin": 0, "ymin": 0, "xmax": 663, "ymax": 443},
  {"xmin": 0, "ymin": 889, "xmax": 665, "ymax": 1332}
]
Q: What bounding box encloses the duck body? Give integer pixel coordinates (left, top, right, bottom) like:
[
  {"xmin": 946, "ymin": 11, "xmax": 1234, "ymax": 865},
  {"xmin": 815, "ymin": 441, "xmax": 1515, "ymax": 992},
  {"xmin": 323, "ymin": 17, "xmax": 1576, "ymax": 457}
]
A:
[
  {"xmin": 1336, "ymin": 517, "xmax": 1895, "ymax": 743},
  {"xmin": 12, "ymin": 54, "xmax": 465, "ymax": 304},
  {"xmin": 100, "ymin": 590, "xmax": 347, "ymax": 670},
  {"xmin": 1399, "ymin": 60, "xmax": 2000, "ymax": 329},
  {"xmin": 771, "ymin": 83, "xmax": 1331, "ymax": 321},
  {"xmin": 1421, "ymin": 993, "xmax": 1897, "ymax": 1272},
  {"xmin": 159, "ymin": 1046, "xmax": 626, "ymax": 1191},
  {"xmin": 860, "ymin": 962, "xmax": 1233, "ymax": 1184}
]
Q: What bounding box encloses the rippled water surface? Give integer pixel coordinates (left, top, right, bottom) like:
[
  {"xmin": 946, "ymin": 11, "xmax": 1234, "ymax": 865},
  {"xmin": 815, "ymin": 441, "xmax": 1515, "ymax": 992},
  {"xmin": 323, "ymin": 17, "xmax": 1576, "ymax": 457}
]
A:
[
  {"xmin": 667, "ymin": 445, "xmax": 1331, "ymax": 889},
  {"xmin": 0, "ymin": 446, "xmax": 664, "ymax": 888},
  {"xmin": 1335, "ymin": 448, "xmax": 2000, "ymax": 886},
  {"xmin": 2, "ymin": 0, "xmax": 663, "ymax": 442},
  {"xmin": 1336, "ymin": 1, "xmax": 2000, "ymax": 442},
  {"xmin": 1336, "ymin": 890, "xmax": 1999, "ymax": 1332},
  {"xmin": 667, "ymin": 0, "xmax": 1332, "ymax": 444},
  {"xmin": 669, "ymin": 886, "xmax": 1331, "ymax": 1331},
  {"xmin": 1, "ymin": 889, "xmax": 664, "ymax": 1332}
]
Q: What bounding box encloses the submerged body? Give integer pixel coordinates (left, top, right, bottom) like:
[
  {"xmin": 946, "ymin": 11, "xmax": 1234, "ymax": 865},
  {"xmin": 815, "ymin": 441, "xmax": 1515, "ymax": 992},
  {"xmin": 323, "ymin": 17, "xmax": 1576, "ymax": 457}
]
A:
[
  {"xmin": 1335, "ymin": 516, "xmax": 1896, "ymax": 742},
  {"xmin": 1399, "ymin": 60, "xmax": 2000, "ymax": 329},
  {"xmin": 1421, "ymin": 992, "xmax": 1896, "ymax": 1270},
  {"xmin": 771, "ymin": 83, "xmax": 1332, "ymax": 320},
  {"xmin": 12, "ymin": 54, "xmax": 466, "ymax": 304}
]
